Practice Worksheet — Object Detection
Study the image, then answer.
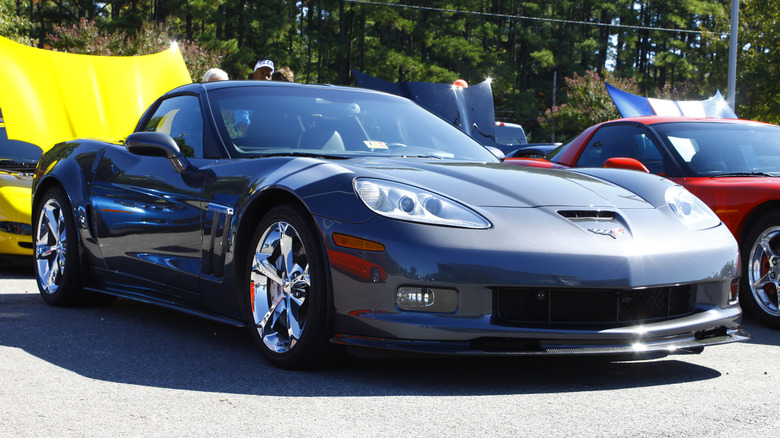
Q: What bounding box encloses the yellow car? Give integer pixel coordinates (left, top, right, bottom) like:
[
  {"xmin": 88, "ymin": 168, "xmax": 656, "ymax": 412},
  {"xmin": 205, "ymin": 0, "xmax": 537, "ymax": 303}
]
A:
[{"xmin": 0, "ymin": 114, "xmax": 41, "ymax": 265}]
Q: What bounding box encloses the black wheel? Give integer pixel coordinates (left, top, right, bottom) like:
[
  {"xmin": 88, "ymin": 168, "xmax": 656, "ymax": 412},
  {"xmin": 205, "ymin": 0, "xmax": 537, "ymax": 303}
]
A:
[
  {"xmin": 246, "ymin": 204, "xmax": 331, "ymax": 369},
  {"xmin": 33, "ymin": 187, "xmax": 86, "ymax": 306},
  {"xmin": 741, "ymin": 211, "xmax": 780, "ymax": 328}
]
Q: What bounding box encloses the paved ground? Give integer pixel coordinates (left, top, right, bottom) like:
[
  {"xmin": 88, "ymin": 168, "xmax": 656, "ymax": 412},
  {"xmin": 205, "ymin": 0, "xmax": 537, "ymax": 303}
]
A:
[{"xmin": 1, "ymin": 267, "xmax": 778, "ymax": 437}]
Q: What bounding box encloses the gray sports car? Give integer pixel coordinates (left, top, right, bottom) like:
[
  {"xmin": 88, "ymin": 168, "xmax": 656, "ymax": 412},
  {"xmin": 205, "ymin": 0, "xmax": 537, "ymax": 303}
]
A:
[{"xmin": 32, "ymin": 81, "xmax": 748, "ymax": 369}]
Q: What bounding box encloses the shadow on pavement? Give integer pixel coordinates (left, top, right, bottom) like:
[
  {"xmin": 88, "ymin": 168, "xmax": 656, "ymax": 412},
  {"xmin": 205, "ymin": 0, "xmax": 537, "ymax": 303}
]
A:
[{"xmin": 0, "ymin": 290, "xmax": 751, "ymax": 397}]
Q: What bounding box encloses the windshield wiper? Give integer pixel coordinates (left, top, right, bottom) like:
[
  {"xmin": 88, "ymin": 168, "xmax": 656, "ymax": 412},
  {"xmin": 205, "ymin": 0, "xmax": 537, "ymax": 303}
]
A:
[
  {"xmin": 251, "ymin": 152, "xmax": 349, "ymax": 159},
  {"xmin": 712, "ymin": 171, "xmax": 778, "ymax": 177},
  {"xmin": 399, "ymin": 153, "xmax": 447, "ymax": 159}
]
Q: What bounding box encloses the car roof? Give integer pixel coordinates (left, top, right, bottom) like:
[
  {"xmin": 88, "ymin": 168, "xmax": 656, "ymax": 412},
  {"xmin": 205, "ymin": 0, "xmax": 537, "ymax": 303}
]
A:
[
  {"xmin": 607, "ymin": 115, "xmax": 774, "ymax": 127},
  {"xmin": 176, "ymin": 80, "xmax": 390, "ymax": 98}
]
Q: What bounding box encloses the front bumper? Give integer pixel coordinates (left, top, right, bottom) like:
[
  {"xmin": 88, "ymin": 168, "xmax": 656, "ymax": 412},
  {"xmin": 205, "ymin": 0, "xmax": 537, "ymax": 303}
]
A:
[
  {"xmin": 318, "ymin": 204, "xmax": 746, "ymax": 356},
  {"xmin": 334, "ymin": 325, "xmax": 750, "ymax": 357}
]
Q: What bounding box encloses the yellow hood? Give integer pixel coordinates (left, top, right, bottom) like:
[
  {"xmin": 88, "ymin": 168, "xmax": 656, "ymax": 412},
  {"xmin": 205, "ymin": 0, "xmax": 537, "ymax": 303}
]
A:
[{"xmin": 0, "ymin": 36, "xmax": 192, "ymax": 151}]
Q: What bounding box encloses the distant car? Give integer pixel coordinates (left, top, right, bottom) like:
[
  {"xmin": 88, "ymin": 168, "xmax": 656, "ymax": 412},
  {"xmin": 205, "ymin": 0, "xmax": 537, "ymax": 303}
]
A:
[
  {"xmin": 503, "ymin": 144, "xmax": 559, "ymax": 159},
  {"xmin": 494, "ymin": 121, "xmax": 561, "ymax": 157},
  {"xmin": 33, "ymin": 83, "xmax": 748, "ymax": 369},
  {"xmin": 505, "ymin": 116, "xmax": 780, "ymax": 328},
  {"xmin": 0, "ymin": 113, "xmax": 42, "ymax": 265}
]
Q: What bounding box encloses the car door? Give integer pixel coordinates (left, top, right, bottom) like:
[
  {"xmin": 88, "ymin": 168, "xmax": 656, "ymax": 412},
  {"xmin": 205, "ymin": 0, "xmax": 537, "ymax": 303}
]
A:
[{"xmin": 90, "ymin": 94, "xmax": 210, "ymax": 299}]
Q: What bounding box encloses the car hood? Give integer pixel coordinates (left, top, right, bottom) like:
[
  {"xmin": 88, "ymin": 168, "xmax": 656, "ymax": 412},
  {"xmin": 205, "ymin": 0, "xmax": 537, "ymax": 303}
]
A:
[{"xmin": 346, "ymin": 158, "xmax": 655, "ymax": 210}]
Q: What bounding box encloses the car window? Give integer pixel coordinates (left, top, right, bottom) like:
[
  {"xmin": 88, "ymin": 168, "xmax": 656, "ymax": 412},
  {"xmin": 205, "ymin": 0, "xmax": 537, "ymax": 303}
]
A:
[
  {"xmin": 206, "ymin": 86, "xmax": 499, "ymax": 162},
  {"xmin": 545, "ymin": 142, "xmax": 570, "ymax": 162},
  {"xmin": 141, "ymin": 95, "xmax": 205, "ymax": 158},
  {"xmin": 495, "ymin": 123, "xmax": 527, "ymax": 146},
  {"xmin": 576, "ymin": 124, "xmax": 666, "ymax": 174},
  {"xmin": 653, "ymin": 122, "xmax": 780, "ymax": 176}
]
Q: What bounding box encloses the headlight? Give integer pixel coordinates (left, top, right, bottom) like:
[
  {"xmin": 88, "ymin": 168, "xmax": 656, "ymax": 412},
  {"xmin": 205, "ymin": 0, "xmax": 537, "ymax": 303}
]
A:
[
  {"xmin": 665, "ymin": 185, "xmax": 720, "ymax": 230},
  {"xmin": 354, "ymin": 179, "xmax": 491, "ymax": 229},
  {"xmin": 0, "ymin": 221, "xmax": 32, "ymax": 235}
]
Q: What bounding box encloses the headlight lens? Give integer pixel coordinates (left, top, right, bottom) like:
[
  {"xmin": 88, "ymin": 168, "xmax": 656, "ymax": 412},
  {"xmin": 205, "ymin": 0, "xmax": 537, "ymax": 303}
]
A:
[
  {"xmin": 355, "ymin": 179, "xmax": 491, "ymax": 229},
  {"xmin": 0, "ymin": 221, "xmax": 32, "ymax": 235},
  {"xmin": 665, "ymin": 185, "xmax": 720, "ymax": 230}
]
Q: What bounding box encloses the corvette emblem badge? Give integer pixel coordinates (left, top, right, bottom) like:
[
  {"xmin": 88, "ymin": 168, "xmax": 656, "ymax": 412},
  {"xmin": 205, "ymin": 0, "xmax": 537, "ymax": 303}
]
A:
[{"xmin": 588, "ymin": 228, "xmax": 625, "ymax": 239}]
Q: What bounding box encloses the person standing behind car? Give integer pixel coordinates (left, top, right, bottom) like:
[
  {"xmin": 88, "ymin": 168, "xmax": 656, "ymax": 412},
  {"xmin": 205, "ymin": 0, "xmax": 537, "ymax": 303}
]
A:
[
  {"xmin": 202, "ymin": 68, "xmax": 228, "ymax": 82},
  {"xmin": 272, "ymin": 67, "xmax": 294, "ymax": 82},
  {"xmin": 252, "ymin": 59, "xmax": 274, "ymax": 80}
]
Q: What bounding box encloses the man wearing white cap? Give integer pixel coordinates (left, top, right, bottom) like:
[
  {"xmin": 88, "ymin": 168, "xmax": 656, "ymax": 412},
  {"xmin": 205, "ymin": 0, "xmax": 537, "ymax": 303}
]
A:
[
  {"xmin": 234, "ymin": 59, "xmax": 274, "ymax": 133},
  {"xmin": 253, "ymin": 59, "xmax": 274, "ymax": 80}
]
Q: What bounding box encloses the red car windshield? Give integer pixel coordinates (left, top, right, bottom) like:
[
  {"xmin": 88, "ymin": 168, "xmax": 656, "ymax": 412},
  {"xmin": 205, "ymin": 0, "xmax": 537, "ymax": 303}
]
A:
[{"xmin": 652, "ymin": 122, "xmax": 780, "ymax": 177}]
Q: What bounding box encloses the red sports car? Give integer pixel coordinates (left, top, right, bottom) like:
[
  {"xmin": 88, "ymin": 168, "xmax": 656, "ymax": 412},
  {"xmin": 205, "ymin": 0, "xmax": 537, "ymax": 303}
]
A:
[{"xmin": 505, "ymin": 116, "xmax": 780, "ymax": 328}]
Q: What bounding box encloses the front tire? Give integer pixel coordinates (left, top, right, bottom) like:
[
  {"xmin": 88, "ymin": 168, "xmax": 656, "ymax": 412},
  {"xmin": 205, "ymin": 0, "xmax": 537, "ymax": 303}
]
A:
[
  {"xmin": 246, "ymin": 204, "xmax": 331, "ymax": 369},
  {"xmin": 741, "ymin": 212, "xmax": 780, "ymax": 328},
  {"xmin": 33, "ymin": 187, "xmax": 86, "ymax": 306}
]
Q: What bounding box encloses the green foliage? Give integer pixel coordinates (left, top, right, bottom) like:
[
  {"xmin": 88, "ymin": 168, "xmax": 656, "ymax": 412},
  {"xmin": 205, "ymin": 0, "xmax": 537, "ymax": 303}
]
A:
[
  {"xmin": 46, "ymin": 19, "xmax": 223, "ymax": 81},
  {"xmin": 0, "ymin": 0, "xmax": 35, "ymax": 45},
  {"xmin": 538, "ymin": 71, "xmax": 639, "ymax": 142},
  {"xmin": 6, "ymin": 0, "xmax": 777, "ymax": 131},
  {"xmin": 731, "ymin": 0, "xmax": 780, "ymax": 124}
]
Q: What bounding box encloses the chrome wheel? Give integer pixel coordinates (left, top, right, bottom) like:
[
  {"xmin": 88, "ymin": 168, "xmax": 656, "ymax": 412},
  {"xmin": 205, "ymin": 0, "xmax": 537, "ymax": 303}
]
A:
[
  {"xmin": 748, "ymin": 226, "xmax": 780, "ymax": 317},
  {"xmin": 35, "ymin": 197, "xmax": 68, "ymax": 295},
  {"xmin": 250, "ymin": 220, "xmax": 311, "ymax": 354}
]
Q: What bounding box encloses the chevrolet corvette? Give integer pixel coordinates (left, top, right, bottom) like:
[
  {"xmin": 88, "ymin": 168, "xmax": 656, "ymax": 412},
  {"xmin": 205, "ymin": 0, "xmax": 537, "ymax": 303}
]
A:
[{"xmin": 32, "ymin": 82, "xmax": 748, "ymax": 368}]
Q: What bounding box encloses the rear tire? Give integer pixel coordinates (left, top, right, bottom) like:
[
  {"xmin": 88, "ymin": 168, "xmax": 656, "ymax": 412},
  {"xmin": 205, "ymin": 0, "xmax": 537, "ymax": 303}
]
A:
[
  {"xmin": 741, "ymin": 212, "xmax": 780, "ymax": 328},
  {"xmin": 245, "ymin": 204, "xmax": 332, "ymax": 369}
]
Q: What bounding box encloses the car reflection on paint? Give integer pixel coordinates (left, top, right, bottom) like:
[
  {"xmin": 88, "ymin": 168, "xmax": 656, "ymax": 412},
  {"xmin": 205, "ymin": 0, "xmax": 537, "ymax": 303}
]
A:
[{"xmin": 328, "ymin": 249, "xmax": 387, "ymax": 283}]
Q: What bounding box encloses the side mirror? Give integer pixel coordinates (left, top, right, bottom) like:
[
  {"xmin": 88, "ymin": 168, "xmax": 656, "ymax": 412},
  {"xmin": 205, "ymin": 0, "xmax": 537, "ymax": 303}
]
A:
[
  {"xmin": 603, "ymin": 157, "xmax": 649, "ymax": 173},
  {"xmin": 125, "ymin": 132, "xmax": 190, "ymax": 172},
  {"xmin": 486, "ymin": 146, "xmax": 505, "ymax": 159}
]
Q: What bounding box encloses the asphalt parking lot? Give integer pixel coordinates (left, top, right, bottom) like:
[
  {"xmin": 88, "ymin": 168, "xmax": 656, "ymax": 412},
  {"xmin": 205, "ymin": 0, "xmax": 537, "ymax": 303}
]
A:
[{"xmin": 1, "ymin": 267, "xmax": 778, "ymax": 437}]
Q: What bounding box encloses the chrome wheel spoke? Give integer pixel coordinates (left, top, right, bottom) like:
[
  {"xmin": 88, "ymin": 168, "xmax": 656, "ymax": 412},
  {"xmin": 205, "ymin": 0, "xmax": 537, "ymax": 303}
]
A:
[
  {"xmin": 45, "ymin": 206, "xmax": 60, "ymax": 239},
  {"xmin": 259, "ymin": 294, "xmax": 285, "ymax": 332},
  {"xmin": 36, "ymin": 243, "xmax": 57, "ymax": 259},
  {"xmin": 752, "ymin": 273, "xmax": 775, "ymax": 291},
  {"xmin": 760, "ymin": 236, "xmax": 780, "ymax": 258},
  {"xmin": 46, "ymin": 254, "xmax": 60, "ymax": 290},
  {"xmin": 279, "ymin": 224, "xmax": 299, "ymax": 283},
  {"xmin": 254, "ymin": 251, "xmax": 284, "ymax": 285}
]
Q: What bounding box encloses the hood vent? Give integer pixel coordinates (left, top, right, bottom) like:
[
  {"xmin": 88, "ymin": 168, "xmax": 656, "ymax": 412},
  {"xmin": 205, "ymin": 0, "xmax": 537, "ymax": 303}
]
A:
[{"xmin": 558, "ymin": 210, "xmax": 615, "ymax": 220}]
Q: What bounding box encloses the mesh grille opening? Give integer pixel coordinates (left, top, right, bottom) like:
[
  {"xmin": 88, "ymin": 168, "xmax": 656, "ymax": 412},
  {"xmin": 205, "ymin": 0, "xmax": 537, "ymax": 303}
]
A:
[{"xmin": 495, "ymin": 285, "xmax": 695, "ymax": 329}]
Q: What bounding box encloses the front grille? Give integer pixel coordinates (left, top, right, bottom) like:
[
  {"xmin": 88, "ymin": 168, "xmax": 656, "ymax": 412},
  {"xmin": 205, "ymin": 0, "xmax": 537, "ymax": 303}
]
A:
[{"xmin": 495, "ymin": 285, "xmax": 695, "ymax": 329}]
